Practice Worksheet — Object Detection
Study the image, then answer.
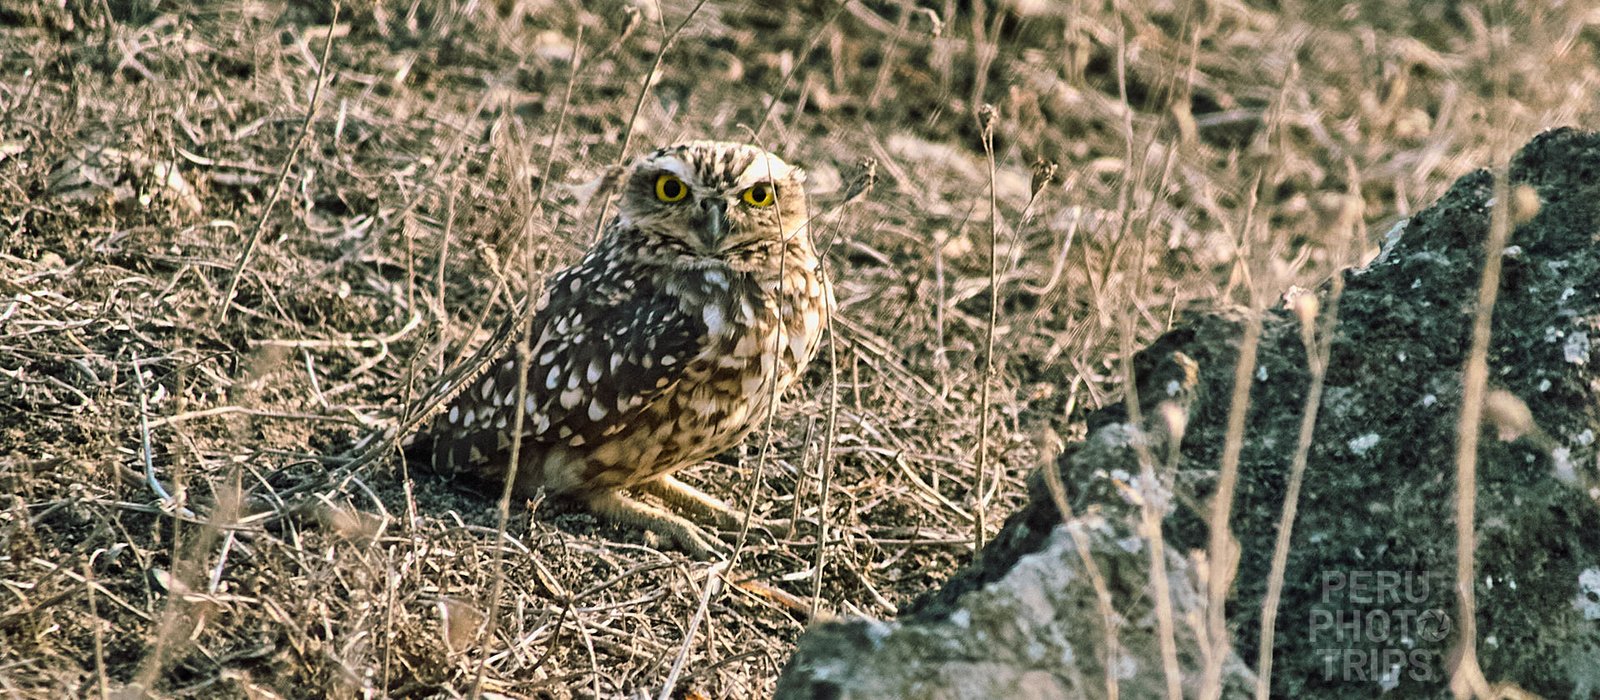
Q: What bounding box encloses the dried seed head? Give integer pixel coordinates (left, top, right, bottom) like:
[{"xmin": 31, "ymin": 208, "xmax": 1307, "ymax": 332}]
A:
[
  {"xmin": 618, "ymin": 5, "xmax": 643, "ymax": 43},
  {"xmin": 1510, "ymin": 184, "xmax": 1540, "ymax": 226},
  {"xmin": 1157, "ymin": 400, "xmax": 1188, "ymax": 445},
  {"xmin": 978, "ymin": 104, "xmax": 998, "ymax": 139},
  {"xmin": 843, "ymin": 157, "xmax": 878, "ymax": 203},
  {"xmin": 1030, "ymin": 157, "xmax": 1059, "ymax": 197},
  {"xmin": 1484, "ymin": 389, "xmax": 1534, "ymax": 442},
  {"xmin": 914, "ymin": 7, "xmax": 944, "ymax": 37},
  {"xmin": 1291, "ymin": 290, "xmax": 1320, "ymax": 348}
]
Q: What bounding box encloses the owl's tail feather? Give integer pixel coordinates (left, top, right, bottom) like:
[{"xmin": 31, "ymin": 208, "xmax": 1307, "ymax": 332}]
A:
[
  {"xmin": 254, "ymin": 299, "xmax": 536, "ymax": 520},
  {"xmin": 334, "ymin": 297, "xmax": 536, "ymax": 473}
]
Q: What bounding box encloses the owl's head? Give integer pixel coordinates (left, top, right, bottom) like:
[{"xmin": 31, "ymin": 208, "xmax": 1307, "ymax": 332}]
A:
[{"xmin": 616, "ymin": 141, "xmax": 809, "ymax": 261}]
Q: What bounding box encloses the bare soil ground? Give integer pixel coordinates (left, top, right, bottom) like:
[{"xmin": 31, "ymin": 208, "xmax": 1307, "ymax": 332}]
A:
[{"xmin": 2, "ymin": 0, "xmax": 1596, "ymax": 697}]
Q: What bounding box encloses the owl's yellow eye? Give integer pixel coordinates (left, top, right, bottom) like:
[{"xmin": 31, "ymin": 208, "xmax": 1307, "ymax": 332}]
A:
[
  {"xmin": 742, "ymin": 183, "xmax": 775, "ymax": 208},
  {"xmin": 655, "ymin": 174, "xmax": 688, "ymax": 202}
]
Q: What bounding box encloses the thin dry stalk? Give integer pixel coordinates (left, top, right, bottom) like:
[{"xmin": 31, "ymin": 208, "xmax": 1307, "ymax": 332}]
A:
[
  {"xmin": 809, "ymin": 292, "xmax": 842, "ymax": 620},
  {"xmin": 468, "ymin": 180, "xmax": 549, "ymax": 700},
  {"xmin": 1038, "ymin": 433, "xmax": 1119, "ymax": 700},
  {"xmin": 658, "ymin": 562, "xmax": 729, "ymax": 699},
  {"xmin": 459, "ymin": 55, "xmax": 584, "ymax": 685},
  {"xmin": 1201, "ymin": 181, "xmax": 1265, "ymax": 700},
  {"xmin": 1447, "ymin": 160, "xmax": 1511, "ymax": 700},
  {"xmin": 84, "ymin": 559, "xmax": 108, "ymax": 700},
  {"xmin": 806, "ymin": 169, "xmax": 851, "ymax": 619},
  {"xmin": 1446, "ymin": 10, "xmax": 1521, "ymax": 697},
  {"xmin": 866, "ymin": 0, "xmax": 913, "ymax": 109},
  {"xmin": 1202, "ymin": 47, "xmax": 1303, "ymax": 699},
  {"xmin": 592, "ymin": 0, "xmax": 711, "ymax": 242},
  {"xmin": 1116, "ymin": 317, "xmax": 1181, "ymax": 700},
  {"xmin": 1152, "ymin": 401, "xmax": 1187, "ymax": 697},
  {"xmin": 534, "ymin": 26, "xmax": 584, "ymax": 210},
  {"xmin": 972, "ymin": 103, "xmax": 999, "ymax": 553},
  {"xmin": 1255, "ymin": 167, "xmax": 1359, "ymax": 699},
  {"xmin": 753, "ymin": 1, "xmax": 853, "ymax": 139},
  {"xmin": 1107, "ymin": 7, "xmax": 1178, "ymax": 695},
  {"xmin": 215, "ymin": 1, "xmax": 341, "ymax": 323}
]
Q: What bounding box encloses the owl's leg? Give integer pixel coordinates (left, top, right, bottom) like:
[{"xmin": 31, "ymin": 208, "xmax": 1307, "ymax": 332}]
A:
[
  {"xmin": 583, "ymin": 489, "xmax": 728, "ymax": 559},
  {"xmin": 637, "ymin": 475, "xmax": 793, "ymax": 537}
]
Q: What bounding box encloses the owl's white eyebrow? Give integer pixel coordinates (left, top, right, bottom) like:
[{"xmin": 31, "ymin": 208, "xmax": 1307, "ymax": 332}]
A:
[
  {"xmin": 734, "ymin": 156, "xmax": 791, "ymax": 189},
  {"xmin": 652, "ymin": 158, "xmax": 695, "ymax": 183}
]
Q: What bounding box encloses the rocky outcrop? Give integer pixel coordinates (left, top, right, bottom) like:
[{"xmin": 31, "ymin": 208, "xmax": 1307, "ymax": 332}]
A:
[{"xmin": 776, "ymin": 129, "xmax": 1600, "ymax": 698}]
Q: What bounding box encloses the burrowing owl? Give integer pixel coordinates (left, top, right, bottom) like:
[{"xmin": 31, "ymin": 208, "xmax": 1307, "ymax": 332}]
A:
[{"xmin": 411, "ymin": 141, "xmax": 831, "ymax": 557}]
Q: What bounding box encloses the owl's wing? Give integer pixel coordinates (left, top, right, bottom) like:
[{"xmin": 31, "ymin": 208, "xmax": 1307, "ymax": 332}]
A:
[{"xmin": 428, "ymin": 259, "xmax": 709, "ymax": 472}]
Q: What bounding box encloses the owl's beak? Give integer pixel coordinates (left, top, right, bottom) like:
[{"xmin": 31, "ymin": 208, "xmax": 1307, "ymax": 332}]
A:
[{"xmin": 695, "ymin": 199, "xmax": 726, "ymax": 250}]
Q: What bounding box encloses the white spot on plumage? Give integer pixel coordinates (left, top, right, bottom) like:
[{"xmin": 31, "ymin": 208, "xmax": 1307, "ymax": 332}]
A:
[
  {"xmin": 463, "ymin": 409, "xmax": 475, "ymax": 427},
  {"xmin": 559, "ymin": 387, "xmax": 582, "ymax": 410},
  {"xmin": 654, "ymin": 156, "xmax": 696, "ymax": 184},
  {"xmin": 546, "ymin": 366, "xmax": 561, "ymax": 390},
  {"xmin": 586, "ymin": 359, "xmax": 602, "ymax": 384},
  {"xmin": 588, "ymin": 399, "xmax": 607, "ymax": 422},
  {"xmin": 703, "ymin": 304, "xmax": 727, "ymax": 337},
  {"xmin": 787, "ymin": 327, "xmax": 807, "ymax": 365},
  {"xmin": 480, "ymin": 377, "xmax": 494, "ymax": 399},
  {"xmin": 525, "ymin": 396, "xmax": 538, "ymax": 414},
  {"xmin": 705, "ymin": 270, "xmax": 728, "ymax": 289},
  {"xmin": 448, "ymin": 406, "xmax": 459, "ymax": 423}
]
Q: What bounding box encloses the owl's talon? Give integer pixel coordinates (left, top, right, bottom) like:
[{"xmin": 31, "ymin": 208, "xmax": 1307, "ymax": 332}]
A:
[
  {"xmin": 585, "ymin": 489, "xmax": 730, "ymax": 559},
  {"xmin": 636, "ymin": 475, "xmax": 780, "ymax": 533}
]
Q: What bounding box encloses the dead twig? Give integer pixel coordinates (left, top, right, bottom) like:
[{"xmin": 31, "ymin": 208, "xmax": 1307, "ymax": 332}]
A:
[{"xmin": 215, "ymin": 2, "xmax": 342, "ymax": 323}]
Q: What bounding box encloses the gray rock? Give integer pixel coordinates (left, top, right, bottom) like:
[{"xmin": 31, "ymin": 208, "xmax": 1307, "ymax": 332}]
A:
[{"xmin": 776, "ymin": 128, "xmax": 1600, "ymax": 698}]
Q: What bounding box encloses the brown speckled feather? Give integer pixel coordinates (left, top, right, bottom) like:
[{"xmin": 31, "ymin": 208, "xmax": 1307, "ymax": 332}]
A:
[{"xmin": 425, "ymin": 237, "xmax": 710, "ymax": 479}]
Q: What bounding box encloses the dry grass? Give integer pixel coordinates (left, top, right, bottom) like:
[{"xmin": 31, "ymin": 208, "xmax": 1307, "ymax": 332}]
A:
[{"xmin": 2, "ymin": 0, "xmax": 1598, "ymax": 697}]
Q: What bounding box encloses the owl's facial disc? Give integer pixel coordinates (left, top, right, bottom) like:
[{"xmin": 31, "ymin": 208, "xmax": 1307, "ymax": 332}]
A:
[{"xmin": 621, "ymin": 142, "xmax": 809, "ymax": 259}]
